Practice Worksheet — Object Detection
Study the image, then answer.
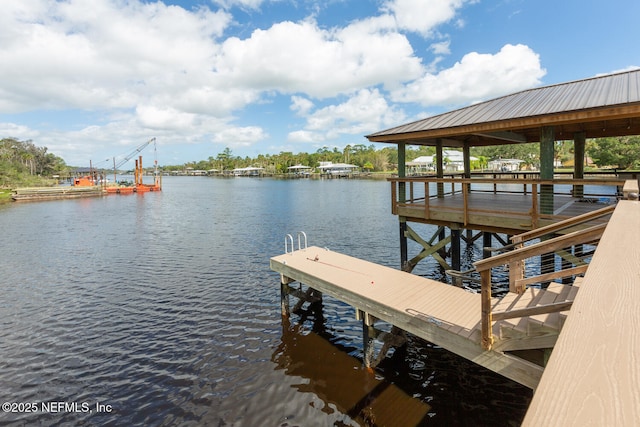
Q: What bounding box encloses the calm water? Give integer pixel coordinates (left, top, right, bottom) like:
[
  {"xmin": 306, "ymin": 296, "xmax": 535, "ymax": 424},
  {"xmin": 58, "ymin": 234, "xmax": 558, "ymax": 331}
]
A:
[{"xmin": 0, "ymin": 177, "xmax": 531, "ymax": 426}]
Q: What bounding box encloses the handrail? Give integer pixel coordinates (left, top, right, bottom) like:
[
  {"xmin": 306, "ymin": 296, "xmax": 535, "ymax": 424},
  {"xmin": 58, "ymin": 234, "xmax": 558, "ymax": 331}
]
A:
[
  {"xmin": 474, "ymin": 222, "xmax": 608, "ymax": 350},
  {"xmin": 509, "ymin": 204, "xmax": 615, "ymax": 243},
  {"xmin": 389, "ymin": 177, "xmax": 623, "ymax": 232},
  {"xmin": 285, "ymin": 234, "xmax": 294, "ymax": 254},
  {"xmin": 474, "ymin": 223, "xmax": 606, "ymax": 273}
]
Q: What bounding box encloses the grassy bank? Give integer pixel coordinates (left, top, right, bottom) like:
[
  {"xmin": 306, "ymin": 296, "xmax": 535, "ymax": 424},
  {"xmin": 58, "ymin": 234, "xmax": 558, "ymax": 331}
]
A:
[{"xmin": 0, "ymin": 189, "xmax": 12, "ymax": 203}]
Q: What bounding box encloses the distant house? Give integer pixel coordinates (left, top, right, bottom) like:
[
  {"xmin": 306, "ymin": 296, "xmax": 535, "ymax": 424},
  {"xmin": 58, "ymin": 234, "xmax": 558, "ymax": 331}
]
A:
[
  {"xmin": 287, "ymin": 164, "xmax": 312, "ymax": 176},
  {"xmin": 232, "ymin": 166, "xmax": 264, "ymax": 177},
  {"xmin": 406, "ymin": 156, "xmax": 435, "ymax": 175},
  {"xmin": 318, "ymin": 162, "xmax": 358, "ymax": 176},
  {"xmin": 406, "ymin": 150, "xmax": 481, "ymax": 174},
  {"xmin": 440, "ymin": 150, "xmax": 478, "ymax": 172},
  {"xmin": 488, "ymin": 158, "xmax": 525, "ymax": 172}
]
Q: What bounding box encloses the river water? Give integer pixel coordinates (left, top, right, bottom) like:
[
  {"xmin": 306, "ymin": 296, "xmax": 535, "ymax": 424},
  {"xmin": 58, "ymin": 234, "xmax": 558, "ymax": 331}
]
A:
[{"xmin": 0, "ymin": 177, "xmax": 531, "ymax": 426}]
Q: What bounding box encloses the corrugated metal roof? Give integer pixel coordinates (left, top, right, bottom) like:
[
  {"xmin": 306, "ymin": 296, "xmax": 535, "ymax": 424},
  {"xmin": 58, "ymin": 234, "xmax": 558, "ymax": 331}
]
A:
[{"xmin": 367, "ymin": 69, "xmax": 640, "ymax": 138}]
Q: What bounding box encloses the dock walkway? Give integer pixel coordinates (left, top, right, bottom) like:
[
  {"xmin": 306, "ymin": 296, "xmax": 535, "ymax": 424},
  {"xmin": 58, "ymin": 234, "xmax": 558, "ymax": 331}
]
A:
[
  {"xmin": 271, "ymin": 246, "xmax": 574, "ymax": 388},
  {"xmin": 522, "ymin": 200, "xmax": 640, "ymax": 425}
]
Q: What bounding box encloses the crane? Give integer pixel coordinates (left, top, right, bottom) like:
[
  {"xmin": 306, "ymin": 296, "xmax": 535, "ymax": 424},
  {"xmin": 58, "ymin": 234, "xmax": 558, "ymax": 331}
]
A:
[{"xmin": 112, "ymin": 137, "xmax": 156, "ymax": 183}]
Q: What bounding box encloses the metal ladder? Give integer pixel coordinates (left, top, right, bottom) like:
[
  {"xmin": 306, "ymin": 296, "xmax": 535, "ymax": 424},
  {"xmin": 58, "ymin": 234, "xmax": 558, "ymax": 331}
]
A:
[{"xmin": 285, "ymin": 231, "xmax": 307, "ymax": 254}]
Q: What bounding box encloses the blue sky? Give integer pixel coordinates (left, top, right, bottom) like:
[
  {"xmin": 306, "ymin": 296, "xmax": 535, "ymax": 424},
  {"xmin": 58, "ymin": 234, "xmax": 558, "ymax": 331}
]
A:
[{"xmin": 1, "ymin": 0, "xmax": 638, "ymax": 167}]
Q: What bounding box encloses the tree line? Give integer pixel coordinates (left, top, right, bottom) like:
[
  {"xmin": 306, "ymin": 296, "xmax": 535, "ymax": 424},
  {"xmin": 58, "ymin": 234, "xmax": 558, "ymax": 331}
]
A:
[
  {"xmin": 178, "ymin": 136, "xmax": 640, "ymax": 174},
  {"xmin": 0, "ymin": 138, "xmax": 67, "ymax": 187},
  {"xmin": 2, "ymin": 136, "xmax": 639, "ymax": 187}
]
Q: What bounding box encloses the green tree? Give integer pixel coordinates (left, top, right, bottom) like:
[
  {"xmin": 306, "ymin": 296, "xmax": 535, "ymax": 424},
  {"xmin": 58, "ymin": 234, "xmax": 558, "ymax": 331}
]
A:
[{"xmin": 587, "ymin": 136, "xmax": 640, "ymax": 169}]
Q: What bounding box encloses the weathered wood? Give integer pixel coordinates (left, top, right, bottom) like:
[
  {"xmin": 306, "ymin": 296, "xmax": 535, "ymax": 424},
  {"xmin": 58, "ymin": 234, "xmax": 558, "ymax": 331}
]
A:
[{"xmin": 523, "ymin": 201, "xmax": 640, "ymax": 426}]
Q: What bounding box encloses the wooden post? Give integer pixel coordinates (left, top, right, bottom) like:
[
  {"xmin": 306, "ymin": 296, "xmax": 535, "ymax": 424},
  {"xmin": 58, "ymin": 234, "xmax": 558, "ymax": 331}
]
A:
[
  {"xmin": 280, "ymin": 280, "xmax": 290, "ymax": 317},
  {"xmin": 398, "ymin": 142, "xmax": 406, "ymax": 202},
  {"xmin": 480, "ymin": 269, "xmax": 493, "ymax": 350},
  {"xmin": 400, "ymin": 219, "xmax": 409, "ymax": 271},
  {"xmin": 540, "ymin": 126, "xmax": 555, "ymax": 214},
  {"xmin": 451, "ymin": 226, "xmax": 462, "ymax": 286},
  {"xmin": 362, "ymin": 318, "xmax": 375, "ymax": 368},
  {"xmin": 540, "ymin": 126, "xmax": 555, "ymax": 280},
  {"xmin": 483, "ymin": 232, "xmax": 492, "ymax": 259},
  {"xmin": 463, "ymin": 142, "xmax": 471, "ymax": 194},
  {"xmin": 436, "ymin": 139, "xmax": 444, "ymax": 198},
  {"xmin": 510, "ymin": 236, "xmax": 525, "ymax": 293},
  {"xmin": 573, "ymin": 131, "xmax": 585, "ymax": 198},
  {"xmin": 397, "ymin": 142, "xmax": 409, "ymax": 271}
]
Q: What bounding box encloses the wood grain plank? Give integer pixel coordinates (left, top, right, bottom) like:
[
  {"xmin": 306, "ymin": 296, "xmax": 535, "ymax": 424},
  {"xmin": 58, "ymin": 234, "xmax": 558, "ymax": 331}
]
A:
[{"xmin": 523, "ymin": 201, "xmax": 640, "ymax": 426}]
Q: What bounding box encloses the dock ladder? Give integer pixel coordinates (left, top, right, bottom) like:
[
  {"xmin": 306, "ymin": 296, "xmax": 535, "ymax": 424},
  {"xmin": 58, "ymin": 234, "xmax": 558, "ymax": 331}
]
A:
[{"xmin": 285, "ymin": 231, "xmax": 308, "ymax": 254}]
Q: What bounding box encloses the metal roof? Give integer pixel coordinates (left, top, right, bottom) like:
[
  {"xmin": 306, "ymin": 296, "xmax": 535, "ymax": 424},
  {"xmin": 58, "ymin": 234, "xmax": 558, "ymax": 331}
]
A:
[{"xmin": 367, "ymin": 69, "xmax": 640, "ymax": 146}]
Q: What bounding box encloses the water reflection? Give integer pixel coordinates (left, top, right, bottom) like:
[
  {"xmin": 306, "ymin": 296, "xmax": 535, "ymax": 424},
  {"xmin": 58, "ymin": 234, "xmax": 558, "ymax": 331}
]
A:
[{"xmin": 273, "ymin": 313, "xmax": 432, "ymax": 427}]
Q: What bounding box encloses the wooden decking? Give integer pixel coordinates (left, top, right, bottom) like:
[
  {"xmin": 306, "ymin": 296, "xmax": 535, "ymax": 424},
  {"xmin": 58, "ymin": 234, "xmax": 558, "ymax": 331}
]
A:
[
  {"xmin": 271, "ymin": 182, "xmax": 640, "ymax": 424},
  {"xmin": 522, "ymin": 200, "xmax": 640, "ymax": 425},
  {"xmin": 271, "ymin": 246, "xmax": 580, "ymax": 389},
  {"xmin": 391, "ymin": 177, "xmax": 623, "ymax": 233}
]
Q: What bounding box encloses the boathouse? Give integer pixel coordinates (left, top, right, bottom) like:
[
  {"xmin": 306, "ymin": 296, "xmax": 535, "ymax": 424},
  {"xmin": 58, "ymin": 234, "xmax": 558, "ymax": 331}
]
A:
[{"xmin": 271, "ymin": 69, "xmax": 640, "ymax": 425}]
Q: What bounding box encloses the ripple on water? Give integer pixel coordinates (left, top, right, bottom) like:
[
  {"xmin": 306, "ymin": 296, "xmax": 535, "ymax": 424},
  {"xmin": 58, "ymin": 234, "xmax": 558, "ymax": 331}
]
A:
[{"xmin": 0, "ymin": 178, "xmax": 532, "ymax": 426}]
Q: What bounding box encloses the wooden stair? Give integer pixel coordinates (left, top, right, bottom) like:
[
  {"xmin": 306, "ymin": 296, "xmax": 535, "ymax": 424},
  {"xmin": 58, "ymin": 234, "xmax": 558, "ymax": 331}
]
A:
[{"xmin": 491, "ymin": 281, "xmax": 580, "ymax": 352}]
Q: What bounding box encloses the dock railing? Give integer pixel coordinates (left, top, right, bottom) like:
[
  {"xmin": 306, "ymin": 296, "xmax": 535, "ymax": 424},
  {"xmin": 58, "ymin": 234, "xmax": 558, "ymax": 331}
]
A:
[
  {"xmin": 474, "ymin": 180, "xmax": 638, "ymax": 350},
  {"xmin": 389, "ymin": 175, "xmax": 625, "ymax": 228},
  {"xmin": 472, "ymin": 199, "xmax": 627, "ymax": 350}
]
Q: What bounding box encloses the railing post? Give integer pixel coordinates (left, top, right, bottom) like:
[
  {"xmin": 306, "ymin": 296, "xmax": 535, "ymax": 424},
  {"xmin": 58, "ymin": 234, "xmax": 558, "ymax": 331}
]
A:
[
  {"xmin": 462, "ymin": 180, "xmax": 469, "ymax": 226},
  {"xmin": 391, "ymin": 181, "xmax": 397, "ymax": 215},
  {"xmin": 480, "ymin": 269, "xmax": 493, "ymax": 350},
  {"xmin": 424, "ymin": 181, "xmax": 430, "ymax": 219},
  {"xmin": 531, "ymin": 184, "xmax": 539, "ymax": 229},
  {"xmin": 509, "ymin": 236, "xmax": 525, "ymax": 293}
]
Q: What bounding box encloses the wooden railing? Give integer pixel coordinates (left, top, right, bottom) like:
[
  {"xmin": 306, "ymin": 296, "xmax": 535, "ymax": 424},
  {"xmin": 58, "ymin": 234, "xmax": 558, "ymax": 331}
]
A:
[
  {"xmin": 472, "ymin": 202, "xmax": 623, "ymax": 350},
  {"xmin": 389, "ymin": 176, "xmax": 625, "ymax": 228}
]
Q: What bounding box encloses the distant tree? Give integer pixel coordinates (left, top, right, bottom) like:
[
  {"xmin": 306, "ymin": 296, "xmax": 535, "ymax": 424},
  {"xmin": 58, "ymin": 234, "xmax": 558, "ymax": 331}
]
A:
[{"xmin": 587, "ymin": 136, "xmax": 640, "ymax": 169}]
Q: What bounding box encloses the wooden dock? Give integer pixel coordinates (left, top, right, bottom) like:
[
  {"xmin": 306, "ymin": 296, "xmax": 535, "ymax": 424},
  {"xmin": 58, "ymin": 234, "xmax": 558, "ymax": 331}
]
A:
[
  {"xmin": 270, "ymin": 195, "xmax": 640, "ymax": 423},
  {"xmin": 271, "ymin": 245, "xmax": 575, "ymax": 388},
  {"xmin": 522, "ymin": 200, "xmax": 640, "ymax": 425},
  {"xmin": 390, "ymin": 177, "xmax": 623, "ymax": 234}
]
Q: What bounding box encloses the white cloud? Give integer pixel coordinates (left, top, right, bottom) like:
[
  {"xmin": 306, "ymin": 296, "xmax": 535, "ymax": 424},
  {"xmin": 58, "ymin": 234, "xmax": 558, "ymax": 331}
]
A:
[
  {"xmin": 430, "ymin": 40, "xmax": 451, "ymax": 55},
  {"xmin": 0, "ymin": 122, "xmax": 40, "ymax": 140},
  {"xmin": 0, "ymin": 0, "xmax": 231, "ymax": 113},
  {"xmin": 288, "ymin": 89, "xmax": 406, "ymax": 142},
  {"xmin": 287, "ymin": 130, "xmax": 324, "ymax": 143},
  {"xmin": 391, "ymin": 44, "xmax": 546, "ymax": 106},
  {"xmin": 382, "ymin": 0, "xmax": 469, "ymax": 37},
  {"xmin": 290, "ymin": 96, "xmax": 315, "ymax": 116},
  {"xmin": 0, "ymin": 0, "xmax": 546, "ymax": 165},
  {"xmin": 212, "ymin": 126, "xmax": 268, "ymax": 148},
  {"xmin": 210, "ymin": 0, "xmax": 265, "ymax": 10},
  {"xmin": 217, "ymin": 18, "xmax": 424, "ymax": 98}
]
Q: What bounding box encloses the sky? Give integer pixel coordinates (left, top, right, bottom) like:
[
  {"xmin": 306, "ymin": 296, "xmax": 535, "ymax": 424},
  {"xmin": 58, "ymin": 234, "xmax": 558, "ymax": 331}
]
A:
[{"xmin": 1, "ymin": 0, "xmax": 639, "ymax": 167}]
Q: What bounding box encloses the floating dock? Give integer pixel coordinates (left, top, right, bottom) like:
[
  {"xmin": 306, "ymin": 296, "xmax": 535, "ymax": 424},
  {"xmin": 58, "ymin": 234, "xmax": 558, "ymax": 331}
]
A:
[{"xmin": 11, "ymin": 185, "xmax": 105, "ymax": 201}]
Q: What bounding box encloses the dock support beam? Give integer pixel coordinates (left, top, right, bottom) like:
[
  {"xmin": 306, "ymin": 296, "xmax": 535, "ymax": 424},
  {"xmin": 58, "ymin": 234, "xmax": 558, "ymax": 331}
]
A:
[
  {"xmin": 280, "ymin": 276, "xmax": 292, "ymax": 317},
  {"xmin": 359, "ymin": 310, "xmax": 407, "ymax": 369},
  {"xmin": 540, "ymin": 126, "xmax": 555, "ymax": 279},
  {"xmin": 451, "ymin": 226, "xmax": 461, "ymax": 285},
  {"xmin": 573, "ymin": 131, "xmax": 586, "ymax": 198},
  {"xmin": 483, "ymin": 232, "xmax": 493, "ymax": 259}
]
